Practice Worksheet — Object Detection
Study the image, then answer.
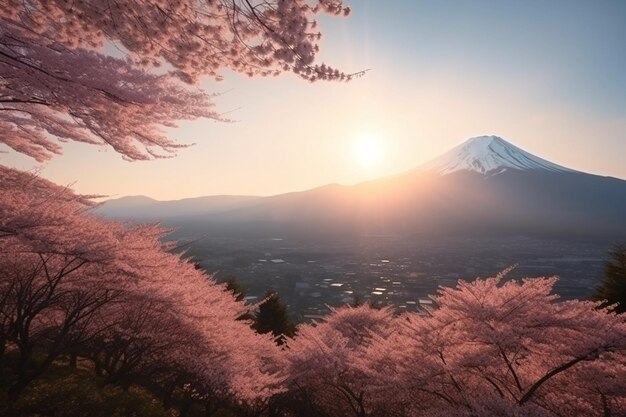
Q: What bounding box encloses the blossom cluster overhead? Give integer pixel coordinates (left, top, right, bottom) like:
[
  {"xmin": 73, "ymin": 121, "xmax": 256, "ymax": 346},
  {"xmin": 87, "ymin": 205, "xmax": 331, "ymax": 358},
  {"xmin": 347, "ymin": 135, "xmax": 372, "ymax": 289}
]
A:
[{"xmin": 0, "ymin": 0, "xmax": 356, "ymax": 161}]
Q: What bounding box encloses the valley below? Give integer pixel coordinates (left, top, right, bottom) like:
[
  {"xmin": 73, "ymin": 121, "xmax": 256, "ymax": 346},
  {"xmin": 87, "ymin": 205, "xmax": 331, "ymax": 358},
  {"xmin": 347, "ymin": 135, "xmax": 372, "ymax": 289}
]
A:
[{"xmin": 180, "ymin": 233, "xmax": 613, "ymax": 321}]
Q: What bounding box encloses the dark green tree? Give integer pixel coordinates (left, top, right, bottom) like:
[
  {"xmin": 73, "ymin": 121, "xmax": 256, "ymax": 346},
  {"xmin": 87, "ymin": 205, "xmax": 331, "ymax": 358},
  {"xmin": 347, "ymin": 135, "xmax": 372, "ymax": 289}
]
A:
[
  {"xmin": 593, "ymin": 244, "xmax": 626, "ymax": 313},
  {"xmin": 253, "ymin": 291, "xmax": 296, "ymax": 345},
  {"xmin": 220, "ymin": 274, "xmax": 246, "ymax": 302}
]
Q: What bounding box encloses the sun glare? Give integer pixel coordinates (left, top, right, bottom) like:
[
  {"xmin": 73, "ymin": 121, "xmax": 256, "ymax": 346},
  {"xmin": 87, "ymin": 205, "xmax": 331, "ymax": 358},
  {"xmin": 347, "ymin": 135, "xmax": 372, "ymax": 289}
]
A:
[{"xmin": 353, "ymin": 133, "xmax": 385, "ymax": 168}]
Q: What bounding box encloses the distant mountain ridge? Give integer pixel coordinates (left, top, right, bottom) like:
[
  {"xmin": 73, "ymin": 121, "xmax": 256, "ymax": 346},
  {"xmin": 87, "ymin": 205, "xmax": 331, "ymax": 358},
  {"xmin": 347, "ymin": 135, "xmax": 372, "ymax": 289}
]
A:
[
  {"xmin": 95, "ymin": 194, "xmax": 261, "ymax": 220},
  {"xmin": 97, "ymin": 136, "xmax": 626, "ymax": 239}
]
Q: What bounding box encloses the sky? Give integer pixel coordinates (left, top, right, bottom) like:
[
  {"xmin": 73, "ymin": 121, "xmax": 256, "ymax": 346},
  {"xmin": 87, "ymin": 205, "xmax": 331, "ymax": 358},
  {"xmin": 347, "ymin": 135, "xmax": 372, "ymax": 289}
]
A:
[{"xmin": 4, "ymin": 0, "xmax": 626, "ymax": 200}]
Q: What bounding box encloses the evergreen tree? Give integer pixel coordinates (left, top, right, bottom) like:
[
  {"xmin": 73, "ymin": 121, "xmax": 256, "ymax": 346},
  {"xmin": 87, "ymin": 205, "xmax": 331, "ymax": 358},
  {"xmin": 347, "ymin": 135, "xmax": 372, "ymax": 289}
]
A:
[
  {"xmin": 593, "ymin": 244, "xmax": 626, "ymax": 313},
  {"xmin": 221, "ymin": 274, "xmax": 246, "ymax": 302},
  {"xmin": 253, "ymin": 291, "xmax": 297, "ymax": 345}
]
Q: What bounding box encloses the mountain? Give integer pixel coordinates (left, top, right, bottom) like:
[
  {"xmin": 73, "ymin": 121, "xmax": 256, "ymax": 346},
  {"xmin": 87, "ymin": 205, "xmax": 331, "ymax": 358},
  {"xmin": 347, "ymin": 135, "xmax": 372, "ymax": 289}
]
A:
[
  {"xmin": 95, "ymin": 194, "xmax": 261, "ymax": 220},
  {"xmin": 97, "ymin": 136, "xmax": 626, "ymax": 240},
  {"xmin": 419, "ymin": 135, "xmax": 575, "ymax": 175}
]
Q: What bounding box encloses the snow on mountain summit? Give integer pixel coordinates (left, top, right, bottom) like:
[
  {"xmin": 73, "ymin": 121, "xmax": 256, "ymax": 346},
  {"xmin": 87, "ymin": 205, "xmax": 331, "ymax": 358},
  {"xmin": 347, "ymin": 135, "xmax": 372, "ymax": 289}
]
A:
[{"xmin": 420, "ymin": 135, "xmax": 575, "ymax": 176}]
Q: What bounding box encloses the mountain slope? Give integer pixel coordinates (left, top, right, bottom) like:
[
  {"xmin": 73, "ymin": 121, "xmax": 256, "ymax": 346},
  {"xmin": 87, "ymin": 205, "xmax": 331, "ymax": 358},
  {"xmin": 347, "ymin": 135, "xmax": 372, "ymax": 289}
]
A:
[{"xmin": 178, "ymin": 170, "xmax": 625, "ymax": 239}]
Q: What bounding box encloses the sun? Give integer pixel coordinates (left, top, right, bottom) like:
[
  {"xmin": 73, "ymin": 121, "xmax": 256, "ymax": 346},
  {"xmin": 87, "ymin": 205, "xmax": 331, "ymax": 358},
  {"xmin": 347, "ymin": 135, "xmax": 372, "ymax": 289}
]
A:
[{"xmin": 352, "ymin": 133, "xmax": 385, "ymax": 168}]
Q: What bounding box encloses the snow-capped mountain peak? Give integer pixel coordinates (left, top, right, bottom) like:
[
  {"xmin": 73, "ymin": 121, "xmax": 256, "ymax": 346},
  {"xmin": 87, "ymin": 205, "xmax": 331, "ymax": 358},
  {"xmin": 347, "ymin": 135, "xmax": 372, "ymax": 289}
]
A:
[{"xmin": 419, "ymin": 135, "xmax": 575, "ymax": 176}]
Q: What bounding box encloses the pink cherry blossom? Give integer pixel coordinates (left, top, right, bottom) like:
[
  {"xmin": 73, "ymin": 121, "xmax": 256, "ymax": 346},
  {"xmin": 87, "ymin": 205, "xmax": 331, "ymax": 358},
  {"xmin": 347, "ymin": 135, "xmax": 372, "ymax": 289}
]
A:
[
  {"xmin": 0, "ymin": 165, "xmax": 284, "ymax": 401},
  {"xmin": 0, "ymin": 1, "xmax": 359, "ymax": 161}
]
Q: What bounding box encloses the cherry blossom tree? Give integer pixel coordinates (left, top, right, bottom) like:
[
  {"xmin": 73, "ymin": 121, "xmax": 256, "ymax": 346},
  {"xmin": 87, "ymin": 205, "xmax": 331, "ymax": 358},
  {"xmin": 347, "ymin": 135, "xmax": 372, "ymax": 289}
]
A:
[
  {"xmin": 361, "ymin": 274, "xmax": 626, "ymax": 417},
  {"xmin": 0, "ymin": 23, "xmax": 221, "ymax": 161},
  {"xmin": 283, "ymin": 305, "xmax": 398, "ymax": 417},
  {"xmin": 0, "ymin": 166, "xmax": 284, "ymax": 405},
  {"xmin": 0, "ymin": 0, "xmax": 359, "ymax": 161},
  {"xmin": 0, "ymin": 165, "xmax": 127, "ymax": 398},
  {"xmin": 279, "ymin": 273, "xmax": 626, "ymax": 417}
]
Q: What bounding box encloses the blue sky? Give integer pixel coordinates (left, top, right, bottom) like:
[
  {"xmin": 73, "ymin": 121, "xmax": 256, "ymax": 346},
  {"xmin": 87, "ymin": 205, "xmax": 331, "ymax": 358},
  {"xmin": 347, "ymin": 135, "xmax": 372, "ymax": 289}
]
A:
[{"xmin": 5, "ymin": 0, "xmax": 626, "ymax": 199}]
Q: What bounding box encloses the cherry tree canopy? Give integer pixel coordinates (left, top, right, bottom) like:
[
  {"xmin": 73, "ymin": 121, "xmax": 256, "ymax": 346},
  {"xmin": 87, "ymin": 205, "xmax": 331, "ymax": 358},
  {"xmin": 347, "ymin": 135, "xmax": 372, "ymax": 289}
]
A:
[
  {"xmin": 284, "ymin": 306, "xmax": 398, "ymax": 417},
  {"xmin": 0, "ymin": 165, "xmax": 284, "ymax": 401},
  {"xmin": 0, "ymin": 0, "xmax": 356, "ymax": 161},
  {"xmin": 362, "ymin": 275, "xmax": 626, "ymax": 417}
]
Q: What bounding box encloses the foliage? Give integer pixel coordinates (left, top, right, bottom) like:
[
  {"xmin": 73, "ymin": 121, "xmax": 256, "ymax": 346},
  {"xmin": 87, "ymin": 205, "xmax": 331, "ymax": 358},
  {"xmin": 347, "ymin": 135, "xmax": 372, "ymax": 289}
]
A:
[
  {"xmin": 253, "ymin": 291, "xmax": 297, "ymax": 344},
  {"xmin": 282, "ymin": 274, "xmax": 626, "ymax": 417},
  {"xmin": 594, "ymin": 244, "xmax": 626, "ymax": 313},
  {"xmin": 0, "ymin": 166, "xmax": 283, "ymax": 407},
  {"xmin": 0, "ymin": 0, "xmax": 357, "ymax": 161},
  {"xmin": 386, "ymin": 274, "xmax": 626, "ymax": 417},
  {"xmin": 283, "ymin": 305, "xmax": 397, "ymax": 417},
  {"xmin": 220, "ymin": 273, "xmax": 247, "ymax": 303}
]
